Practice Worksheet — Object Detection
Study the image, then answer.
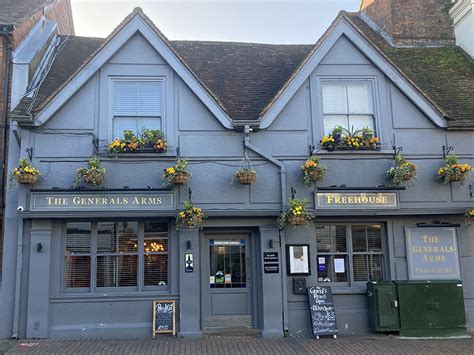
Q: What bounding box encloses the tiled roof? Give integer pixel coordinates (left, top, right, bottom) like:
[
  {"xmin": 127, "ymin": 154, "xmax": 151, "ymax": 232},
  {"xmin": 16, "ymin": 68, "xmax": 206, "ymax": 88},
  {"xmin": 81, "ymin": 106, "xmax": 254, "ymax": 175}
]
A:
[
  {"xmin": 170, "ymin": 41, "xmax": 312, "ymax": 120},
  {"xmin": 13, "ymin": 36, "xmax": 312, "ymax": 122},
  {"xmin": 345, "ymin": 12, "xmax": 474, "ymax": 125},
  {"xmin": 0, "ymin": 0, "xmax": 57, "ymax": 24},
  {"xmin": 12, "ymin": 10, "xmax": 474, "ymax": 128}
]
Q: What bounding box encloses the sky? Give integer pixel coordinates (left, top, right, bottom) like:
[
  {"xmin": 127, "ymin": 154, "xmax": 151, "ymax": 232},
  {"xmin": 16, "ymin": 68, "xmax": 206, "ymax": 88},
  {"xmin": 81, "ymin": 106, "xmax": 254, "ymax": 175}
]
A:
[{"xmin": 71, "ymin": 0, "xmax": 360, "ymax": 44}]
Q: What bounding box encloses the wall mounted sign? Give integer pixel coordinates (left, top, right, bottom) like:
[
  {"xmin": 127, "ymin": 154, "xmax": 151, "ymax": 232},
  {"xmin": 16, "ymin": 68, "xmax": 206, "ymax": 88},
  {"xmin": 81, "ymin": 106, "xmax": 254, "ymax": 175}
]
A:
[
  {"xmin": 185, "ymin": 253, "xmax": 194, "ymax": 273},
  {"xmin": 405, "ymin": 227, "xmax": 461, "ymax": 280},
  {"xmin": 263, "ymin": 252, "xmax": 279, "ymax": 263},
  {"xmin": 30, "ymin": 191, "xmax": 174, "ymax": 212},
  {"xmin": 316, "ymin": 192, "xmax": 398, "ymax": 209},
  {"xmin": 264, "ymin": 263, "xmax": 279, "ymax": 274},
  {"xmin": 152, "ymin": 300, "xmax": 176, "ymax": 337}
]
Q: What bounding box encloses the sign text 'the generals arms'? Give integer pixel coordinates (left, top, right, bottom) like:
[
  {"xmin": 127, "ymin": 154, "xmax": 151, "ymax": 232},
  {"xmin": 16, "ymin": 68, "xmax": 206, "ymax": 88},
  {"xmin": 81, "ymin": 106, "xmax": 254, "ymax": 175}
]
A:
[
  {"xmin": 30, "ymin": 192, "xmax": 174, "ymax": 212},
  {"xmin": 316, "ymin": 192, "xmax": 398, "ymax": 209}
]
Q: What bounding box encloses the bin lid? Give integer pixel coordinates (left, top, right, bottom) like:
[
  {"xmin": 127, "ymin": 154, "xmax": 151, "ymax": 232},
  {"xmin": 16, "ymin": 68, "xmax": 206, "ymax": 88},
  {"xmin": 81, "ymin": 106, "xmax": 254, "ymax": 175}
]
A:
[{"xmin": 366, "ymin": 281, "xmax": 395, "ymax": 285}]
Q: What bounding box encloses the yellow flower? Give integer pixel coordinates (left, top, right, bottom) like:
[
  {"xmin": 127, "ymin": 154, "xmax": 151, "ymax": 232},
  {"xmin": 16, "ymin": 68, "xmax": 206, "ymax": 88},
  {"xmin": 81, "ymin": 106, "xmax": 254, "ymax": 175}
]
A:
[
  {"xmin": 179, "ymin": 211, "xmax": 185, "ymax": 218},
  {"xmin": 166, "ymin": 167, "xmax": 176, "ymax": 175}
]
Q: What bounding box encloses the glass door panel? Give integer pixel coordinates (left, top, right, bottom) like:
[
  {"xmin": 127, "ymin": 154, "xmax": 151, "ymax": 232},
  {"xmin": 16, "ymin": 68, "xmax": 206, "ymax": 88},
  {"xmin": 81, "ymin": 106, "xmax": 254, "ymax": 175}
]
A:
[{"xmin": 209, "ymin": 239, "xmax": 246, "ymax": 288}]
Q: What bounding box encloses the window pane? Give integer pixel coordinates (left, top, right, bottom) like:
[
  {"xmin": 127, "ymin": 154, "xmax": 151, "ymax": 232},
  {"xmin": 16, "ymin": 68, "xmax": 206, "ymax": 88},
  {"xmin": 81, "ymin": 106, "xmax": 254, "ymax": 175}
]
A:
[
  {"xmin": 347, "ymin": 81, "xmax": 373, "ymax": 114},
  {"xmin": 137, "ymin": 117, "xmax": 161, "ymax": 132},
  {"xmin": 317, "ymin": 255, "xmax": 348, "ymax": 283},
  {"xmin": 113, "ymin": 117, "xmax": 138, "ymax": 139},
  {"xmin": 144, "ymin": 238, "xmax": 168, "ymax": 253},
  {"xmin": 316, "ymin": 225, "xmax": 347, "ymax": 253},
  {"xmin": 97, "ymin": 255, "xmax": 137, "ymax": 287},
  {"xmin": 144, "ymin": 222, "xmax": 168, "ymax": 233},
  {"xmin": 66, "ymin": 222, "xmax": 91, "ymax": 254},
  {"xmin": 97, "ymin": 222, "xmax": 138, "ymax": 254},
  {"xmin": 65, "ymin": 222, "xmax": 91, "ymax": 289},
  {"xmin": 352, "ymin": 225, "xmax": 367, "ymax": 252},
  {"xmin": 348, "ymin": 115, "xmax": 375, "ymax": 132},
  {"xmin": 353, "ymin": 254, "xmax": 383, "ymax": 282},
  {"xmin": 367, "ymin": 225, "xmax": 382, "ymax": 252},
  {"xmin": 137, "ymin": 82, "xmax": 161, "ymax": 116},
  {"xmin": 114, "ymin": 81, "xmax": 138, "ymax": 115},
  {"xmin": 322, "ymin": 82, "xmax": 348, "ymax": 114},
  {"xmin": 323, "ymin": 115, "xmax": 348, "ymax": 135},
  {"xmin": 114, "ymin": 81, "xmax": 161, "ymax": 116},
  {"xmin": 65, "ymin": 256, "xmax": 90, "ymax": 288},
  {"xmin": 144, "ymin": 254, "xmax": 168, "ymax": 286}
]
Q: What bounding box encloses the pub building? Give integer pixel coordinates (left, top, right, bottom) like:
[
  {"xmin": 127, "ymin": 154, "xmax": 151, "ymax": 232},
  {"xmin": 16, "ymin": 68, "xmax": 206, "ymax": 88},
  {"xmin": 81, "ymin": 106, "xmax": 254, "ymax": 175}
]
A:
[{"xmin": 0, "ymin": 1, "xmax": 473, "ymax": 339}]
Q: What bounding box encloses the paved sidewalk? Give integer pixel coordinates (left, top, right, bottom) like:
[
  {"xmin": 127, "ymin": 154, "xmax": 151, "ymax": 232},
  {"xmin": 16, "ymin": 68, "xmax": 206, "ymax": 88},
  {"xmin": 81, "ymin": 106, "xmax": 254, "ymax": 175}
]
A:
[{"xmin": 1, "ymin": 334, "xmax": 473, "ymax": 354}]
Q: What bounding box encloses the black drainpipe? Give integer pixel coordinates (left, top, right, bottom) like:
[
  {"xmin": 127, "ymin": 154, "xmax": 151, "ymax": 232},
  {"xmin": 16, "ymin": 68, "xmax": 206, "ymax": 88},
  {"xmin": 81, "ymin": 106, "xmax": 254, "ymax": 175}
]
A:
[{"xmin": 1, "ymin": 25, "xmax": 13, "ymax": 211}]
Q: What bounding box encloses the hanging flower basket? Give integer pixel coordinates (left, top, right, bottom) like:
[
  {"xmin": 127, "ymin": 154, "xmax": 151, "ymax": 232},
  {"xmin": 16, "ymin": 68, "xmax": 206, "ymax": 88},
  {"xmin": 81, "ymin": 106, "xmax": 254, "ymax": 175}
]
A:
[
  {"xmin": 277, "ymin": 198, "xmax": 312, "ymax": 229},
  {"xmin": 387, "ymin": 153, "xmax": 417, "ymax": 185},
  {"xmin": 236, "ymin": 169, "xmax": 257, "ymax": 185},
  {"xmin": 235, "ymin": 149, "xmax": 257, "ymax": 185},
  {"xmin": 301, "ymin": 156, "xmax": 327, "ymax": 187},
  {"xmin": 171, "ymin": 172, "xmax": 190, "ymax": 186},
  {"xmin": 286, "ymin": 214, "xmax": 307, "ymax": 225},
  {"xmin": 16, "ymin": 172, "xmax": 39, "ymax": 185},
  {"xmin": 162, "ymin": 158, "xmax": 190, "ymax": 186},
  {"xmin": 176, "ymin": 201, "xmax": 206, "ymax": 229},
  {"xmin": 75, "ymin": 157, "xmax": 106, "ymax": 187},
  {"xmin": 437, "ymin": 155, "xmax": 472, "ymax": 184},
  {"xmin": 10, "ymin": 158, "xmax": 41, "ymax": 189},
  {"xmin": 465, "ymin": 208, "xmax": 474, "ymax": 225}
]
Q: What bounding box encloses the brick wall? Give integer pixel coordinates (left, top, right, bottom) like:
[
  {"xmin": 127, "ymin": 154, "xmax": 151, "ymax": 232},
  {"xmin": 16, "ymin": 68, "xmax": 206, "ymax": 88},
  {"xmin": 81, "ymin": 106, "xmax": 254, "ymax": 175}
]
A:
[
  {"xmin": 360, "ymin": 0, "xmax": 455, "ymax": 46},
  {"xmin": 12, "ymin": 0, "xmax": 74, "ymax": 48}
]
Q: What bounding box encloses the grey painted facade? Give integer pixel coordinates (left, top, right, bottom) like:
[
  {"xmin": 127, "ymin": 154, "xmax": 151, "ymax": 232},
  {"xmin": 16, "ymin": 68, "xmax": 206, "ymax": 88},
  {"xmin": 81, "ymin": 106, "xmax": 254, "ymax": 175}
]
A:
[{"xmin": 0, "ymin": 13, "xmax": 473, "ymax": 339}]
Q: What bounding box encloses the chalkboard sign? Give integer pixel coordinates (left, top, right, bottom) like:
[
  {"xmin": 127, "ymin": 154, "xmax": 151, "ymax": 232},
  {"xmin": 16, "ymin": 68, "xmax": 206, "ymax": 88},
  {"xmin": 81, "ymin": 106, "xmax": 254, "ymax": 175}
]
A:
[
  {"xmin": 153, "ymin": 300, "xmax": 176, "ymax": 337},
  {"xmin": 307, "ymin": 286, "xmax": 338, "ymax": 339}
]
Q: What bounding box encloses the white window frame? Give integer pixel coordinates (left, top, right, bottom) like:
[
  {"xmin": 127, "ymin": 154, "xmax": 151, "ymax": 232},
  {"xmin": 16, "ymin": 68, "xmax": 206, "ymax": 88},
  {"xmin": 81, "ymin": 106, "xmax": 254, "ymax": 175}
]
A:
[
  {"xmin": 318, "ymin": 77, "xmax": 380, "ymax": 141},
  {"xmin": 109, "ymin": 77, "xmax": 166, "ymax": 142}
]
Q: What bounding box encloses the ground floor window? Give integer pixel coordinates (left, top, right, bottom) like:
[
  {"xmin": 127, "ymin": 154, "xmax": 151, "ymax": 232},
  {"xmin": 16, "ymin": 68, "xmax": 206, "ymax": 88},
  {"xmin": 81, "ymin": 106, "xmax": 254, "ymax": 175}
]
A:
[
  {"xmin": 315, "ymin": 224, "xmax": 384, "ymax": 286},
  {"xmin": 64, "ymin": 220, "xmax": 169, "ymax": 292}
]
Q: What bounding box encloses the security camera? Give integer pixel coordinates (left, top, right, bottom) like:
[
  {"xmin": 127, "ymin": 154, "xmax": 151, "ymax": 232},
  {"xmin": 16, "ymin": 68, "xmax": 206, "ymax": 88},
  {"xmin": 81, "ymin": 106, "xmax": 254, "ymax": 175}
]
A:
[{"xmin": 17, "ymin": 206, "xmax": 24, "ymax": 212}]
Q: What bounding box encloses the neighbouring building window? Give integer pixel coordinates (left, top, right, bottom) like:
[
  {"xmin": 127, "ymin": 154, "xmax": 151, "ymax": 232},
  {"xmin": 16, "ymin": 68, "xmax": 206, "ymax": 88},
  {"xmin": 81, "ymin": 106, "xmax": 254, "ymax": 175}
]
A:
[
  {"xmin": 64, "ymin": 221, "xmax": 169, "ymax": 292},
  {"xmin": 321, "ymin": 81, "xmax": 375, "ymax": 136},
  {"xmin": 315, "ymin": 224, "xmax": 384, "ymax": 286},
  {"xmin": 113, "ymin": 80, "xmax": 162, "ymax": 139}
]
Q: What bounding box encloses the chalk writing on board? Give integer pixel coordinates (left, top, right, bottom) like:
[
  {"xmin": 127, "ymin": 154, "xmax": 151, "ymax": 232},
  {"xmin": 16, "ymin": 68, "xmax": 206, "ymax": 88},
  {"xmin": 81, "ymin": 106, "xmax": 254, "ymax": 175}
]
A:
[
  {"xmin": 153, "ymin": 300, "xmax": 176, "ymax": 337},
  {"xmin": 307, "ymin": 286, "xmax": 338, "ymax": 337}
]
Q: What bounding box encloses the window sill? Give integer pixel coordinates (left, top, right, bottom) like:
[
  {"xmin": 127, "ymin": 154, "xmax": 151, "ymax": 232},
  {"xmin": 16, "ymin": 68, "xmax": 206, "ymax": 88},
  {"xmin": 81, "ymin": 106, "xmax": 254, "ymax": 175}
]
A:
[
  {"xmin": 53, "ymin": 290, "xmax": 176, "ymax": 302},
  {"xmin": 315, "ymin": 148, "xmax": 394, "ymax": 156},
  {"xmin": 101, "ymin": 147, "xmax": 178, "ymax": 159}
]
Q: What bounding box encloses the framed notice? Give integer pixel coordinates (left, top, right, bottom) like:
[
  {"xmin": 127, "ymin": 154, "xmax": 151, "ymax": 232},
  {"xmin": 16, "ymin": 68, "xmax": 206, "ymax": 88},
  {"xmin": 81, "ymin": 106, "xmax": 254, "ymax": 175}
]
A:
[
  {"xmin": 152, "ymin": 300, "xmax": 176, "ymax": 337},
  {"xmin": 287, "ymin": 244, "xmax": 311, "ymax": 275}
]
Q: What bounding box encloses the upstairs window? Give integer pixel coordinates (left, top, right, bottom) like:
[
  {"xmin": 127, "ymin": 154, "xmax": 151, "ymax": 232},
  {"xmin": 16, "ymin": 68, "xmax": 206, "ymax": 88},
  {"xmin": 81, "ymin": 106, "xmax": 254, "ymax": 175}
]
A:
[
  {"xmin": 322, "ymin": 81, "xmax": 375, "ymax": 136},
  {"xmin": 113, "ymin": 80, "xmax": 162, "ymax": 139}
]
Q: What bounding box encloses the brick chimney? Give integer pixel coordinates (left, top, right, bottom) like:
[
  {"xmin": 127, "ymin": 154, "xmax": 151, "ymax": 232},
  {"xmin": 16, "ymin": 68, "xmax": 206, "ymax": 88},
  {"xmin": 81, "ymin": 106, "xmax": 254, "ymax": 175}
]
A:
[{"xmin": 359, "ymin": 0, "xmax": 455, "ymax": 46}]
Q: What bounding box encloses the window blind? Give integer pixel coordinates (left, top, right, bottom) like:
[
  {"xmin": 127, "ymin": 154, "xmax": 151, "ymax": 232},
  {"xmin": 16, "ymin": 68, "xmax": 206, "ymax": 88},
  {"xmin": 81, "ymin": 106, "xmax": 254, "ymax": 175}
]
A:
[
  {"xmin": 113, "ymin": 81, "xmax": 161, "ymax": 116},
  {"xmin": 65, "ymin": 222, "xmax": 91, "ymax": 288}
]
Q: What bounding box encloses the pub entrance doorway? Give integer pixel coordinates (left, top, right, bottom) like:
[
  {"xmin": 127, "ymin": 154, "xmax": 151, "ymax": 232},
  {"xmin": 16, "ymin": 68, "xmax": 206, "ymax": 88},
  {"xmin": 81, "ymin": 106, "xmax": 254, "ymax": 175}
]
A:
[{"xmin": 201, "ymin": 233, "xmax": 253, "ymax": 330}]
